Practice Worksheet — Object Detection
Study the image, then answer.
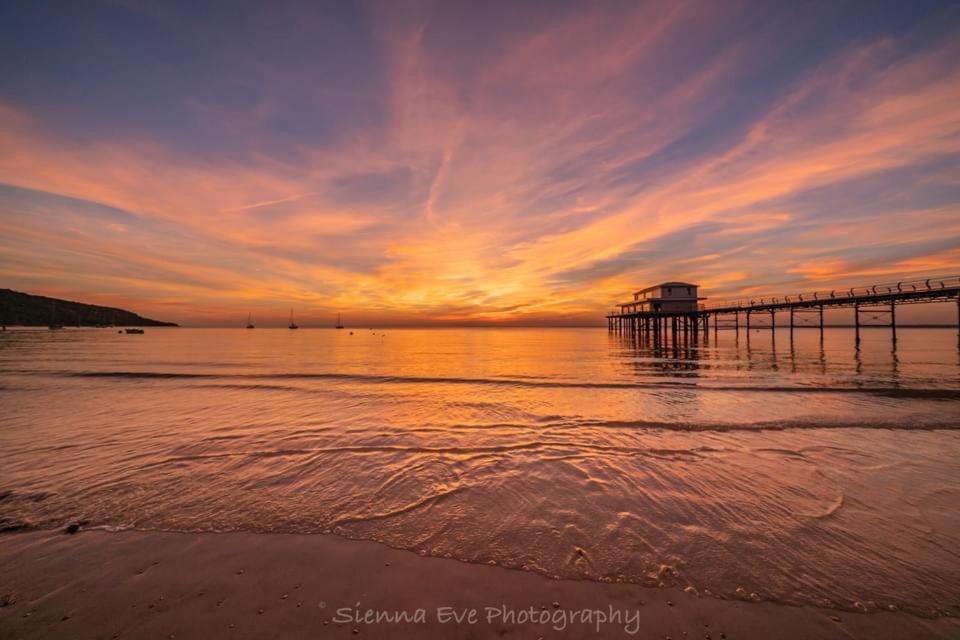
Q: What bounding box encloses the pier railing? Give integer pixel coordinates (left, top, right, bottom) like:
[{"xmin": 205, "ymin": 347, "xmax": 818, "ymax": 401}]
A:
[{"xmin": 705, "ymin": 275, "xmax": 960, "ymax": 313}]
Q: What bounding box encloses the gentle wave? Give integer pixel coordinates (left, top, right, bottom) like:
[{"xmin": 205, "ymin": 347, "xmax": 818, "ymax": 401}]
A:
[
  {"xmin": 5, "ymin": 328, "xmax": 960, "ymax": 620},
  {"xmin": 137, "ymin": 441, "xmax": 727, "ymax": 469},
  {"xmin": 19, "ymin": 369, "xmax": 960, "ymax": 399}
]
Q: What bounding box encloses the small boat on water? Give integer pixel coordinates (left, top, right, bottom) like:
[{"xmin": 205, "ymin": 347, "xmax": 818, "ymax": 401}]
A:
[
  {"xmin": 335, "ymin": 313, "xmax": 344, "ymax": 329},
  {"xmin": 288, "ymin": 309, "xmax": 299, "ymax": 330},
  {"xmin": 124, "ymin": 328, "xmax": 144, "ymax": 334},
  {"xmin": 246, "ymin": 313, "xmax": 255, "ymax": 329},
  {"xmin": 48, "ymin": 301, "xmax": 63, "ymax": 330}
]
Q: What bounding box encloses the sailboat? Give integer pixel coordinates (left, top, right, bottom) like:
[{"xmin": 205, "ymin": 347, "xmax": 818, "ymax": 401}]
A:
[
  {"xmin": 49, "ymin": 300, "xmax": 63, "ymax": 330},
  {"xmin": 288, "ymin": 309, "xmax": 299, "ymax": 330},
  {"xmin": 335, "ymin": 313, "xmax": 344, "ymax": 329},
  {"xmin": 246, "ymin": 313, "xmax": 255, "ymax": 329}
]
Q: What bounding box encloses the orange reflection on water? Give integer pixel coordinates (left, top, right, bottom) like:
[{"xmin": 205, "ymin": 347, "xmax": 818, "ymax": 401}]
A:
[{"xmin": 0, "ymin": 327, "xmax": 959, "ymax": 616}]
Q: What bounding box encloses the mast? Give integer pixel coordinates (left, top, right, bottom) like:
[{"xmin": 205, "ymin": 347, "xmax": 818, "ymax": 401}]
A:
[{"xmin": 49, "ymin": 300, "xmax": 63, "ymax": 329}]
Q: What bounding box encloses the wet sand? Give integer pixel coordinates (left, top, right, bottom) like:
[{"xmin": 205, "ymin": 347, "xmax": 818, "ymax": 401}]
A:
[{"xmin": 1, "ymin": 530, "xmax": 956, "ymax": 639}]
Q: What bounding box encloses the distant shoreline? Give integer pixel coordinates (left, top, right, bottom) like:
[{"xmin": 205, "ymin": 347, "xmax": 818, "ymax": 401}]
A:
[
  {"xmin": 3, "ymin": 324, "xmax": 955, "ymax": 329},
  {"xmin": 0, "ymin": 288, "xmax": 177, "ymax": 327}
]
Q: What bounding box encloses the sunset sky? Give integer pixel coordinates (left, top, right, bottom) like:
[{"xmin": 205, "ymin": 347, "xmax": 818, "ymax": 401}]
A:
[{"xmin": 1, "ymin": 1, "xmax": 959, "ymax": 326}]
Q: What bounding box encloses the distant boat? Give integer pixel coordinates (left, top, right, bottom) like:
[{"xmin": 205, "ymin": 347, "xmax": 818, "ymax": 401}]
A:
[
  {"xmin": 48, "ymin": 300, "xmax": 63, "ymax": 330},
  {"xmin": 288, "ymin": 309, "xmax": 299, "ymax": 330},
  {"xmin": 246, "ymin": 313, "xmax": 255, "ymax": 329},
  {"xmin": 125, "ymin": 328, "xmax": 144, "ymax": 334},
  {"xmin": 335, "ymin": 313, "xmax": 344, "ymax": 329}
]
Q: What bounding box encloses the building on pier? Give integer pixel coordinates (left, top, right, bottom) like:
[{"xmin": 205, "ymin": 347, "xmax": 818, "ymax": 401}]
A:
[{"xmin": 617, "ymin": 282, "xmax": 703, "ymax": 314}]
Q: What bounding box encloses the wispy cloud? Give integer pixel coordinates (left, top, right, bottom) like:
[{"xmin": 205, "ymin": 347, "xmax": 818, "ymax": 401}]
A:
[{"xmin": 0, "ymin": 2, "xmax": 958, "ymax": 324}]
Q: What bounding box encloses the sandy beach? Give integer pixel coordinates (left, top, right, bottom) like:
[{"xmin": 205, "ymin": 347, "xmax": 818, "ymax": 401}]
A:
[{"xmin": 1, "ymin": 529, "xmax": 957, "ymax": 639}]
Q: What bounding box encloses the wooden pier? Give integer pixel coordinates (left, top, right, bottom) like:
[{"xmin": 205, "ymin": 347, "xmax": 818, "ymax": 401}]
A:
[{"xmin": 607, "ymin": 275, "xmax": 960, "ymax": 343}]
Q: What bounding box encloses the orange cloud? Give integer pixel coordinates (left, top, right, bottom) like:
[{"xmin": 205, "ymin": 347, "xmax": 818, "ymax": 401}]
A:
[{"xmin": 1, "ymin": 5, "xmax": 958, "ymax": 325}]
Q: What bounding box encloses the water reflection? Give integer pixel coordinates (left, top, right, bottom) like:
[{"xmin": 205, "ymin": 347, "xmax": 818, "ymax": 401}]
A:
[
  {"xmin": 608, "ymin": 331, "xmax": 705, "ymax": 379},
  {"xmin": 1, "ymin": 327, "xmax": 959, "ymax": 617},
  {"xmin": 610, "ymin": 326, "xmax": 919, "ymax": 386}
]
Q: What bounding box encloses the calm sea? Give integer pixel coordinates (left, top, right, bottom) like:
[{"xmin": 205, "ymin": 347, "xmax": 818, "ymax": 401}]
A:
[{"xmin": 1, "ymin": 327, "xmax": 959, "ymax": 616}]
